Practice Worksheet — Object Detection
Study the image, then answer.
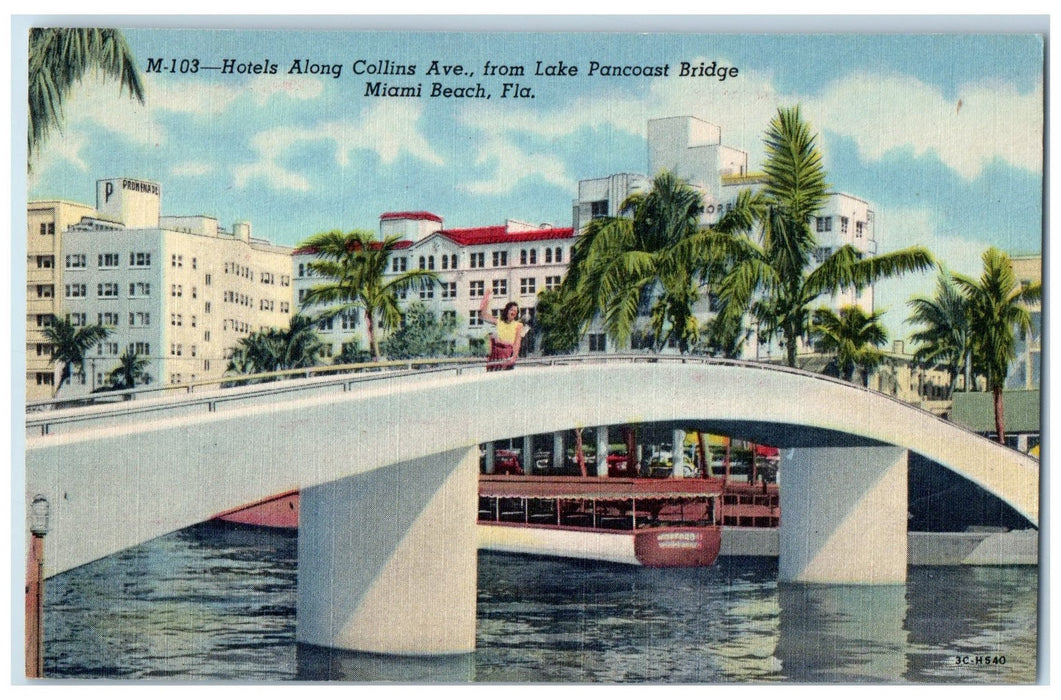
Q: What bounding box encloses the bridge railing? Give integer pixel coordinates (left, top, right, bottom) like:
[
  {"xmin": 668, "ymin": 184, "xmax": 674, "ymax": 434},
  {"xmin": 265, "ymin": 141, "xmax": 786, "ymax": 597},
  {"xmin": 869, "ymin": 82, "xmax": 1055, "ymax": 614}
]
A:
[{"xmin": 24, "ymin": 353, "xmax": 1025, "ymax": 456}]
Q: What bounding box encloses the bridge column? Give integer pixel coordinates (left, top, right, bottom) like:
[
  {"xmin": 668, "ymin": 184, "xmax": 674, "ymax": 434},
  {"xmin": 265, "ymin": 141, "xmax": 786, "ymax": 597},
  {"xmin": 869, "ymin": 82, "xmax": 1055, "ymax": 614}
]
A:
[
  {"xmin": 523, "ymin": 435, "xmax": 534, "ymax": 474},
  {"xmin": 672, "ymin": 429, "xmax": 686, "ymax": 478},
  {"xmin": 553, "ymin": 432, "xmax": 565, "ymax": 473},
  {"xmin": 779, "ymin": 446, "xmax": 908, "ymax": 584},
  {"xmin": 296, "ymin": 446, "xmax": 479, "ymax": 654},
  {"xmin": 595, "ymin": 426, "xmax": 609, "ymax": 477}
]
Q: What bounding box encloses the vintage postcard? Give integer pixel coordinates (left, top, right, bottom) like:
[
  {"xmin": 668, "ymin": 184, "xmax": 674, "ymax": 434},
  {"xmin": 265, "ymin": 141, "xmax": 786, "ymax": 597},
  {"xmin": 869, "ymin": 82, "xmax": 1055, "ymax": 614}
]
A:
[{"xmin": 17, "ymin": 18, "xmax": 1044, "ymax": 683}]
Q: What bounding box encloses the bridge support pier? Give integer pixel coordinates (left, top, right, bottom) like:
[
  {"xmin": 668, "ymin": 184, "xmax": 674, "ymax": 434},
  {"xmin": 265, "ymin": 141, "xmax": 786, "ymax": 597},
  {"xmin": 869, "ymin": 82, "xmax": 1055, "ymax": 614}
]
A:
[
  {"xmin": 779, "ymin": 446, "xmax": 908, "ymax": 584},
  {"xmin": 296, "ymin": 446, "xmax": 479, "ymax": 655}
]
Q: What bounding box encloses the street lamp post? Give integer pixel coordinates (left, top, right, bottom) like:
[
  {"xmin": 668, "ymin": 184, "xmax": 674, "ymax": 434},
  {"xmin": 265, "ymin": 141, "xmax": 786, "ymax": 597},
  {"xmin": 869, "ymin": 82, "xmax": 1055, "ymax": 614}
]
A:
[{"xmin": 26, "ymin": 495, "xmax": 49, "ymax": 679}]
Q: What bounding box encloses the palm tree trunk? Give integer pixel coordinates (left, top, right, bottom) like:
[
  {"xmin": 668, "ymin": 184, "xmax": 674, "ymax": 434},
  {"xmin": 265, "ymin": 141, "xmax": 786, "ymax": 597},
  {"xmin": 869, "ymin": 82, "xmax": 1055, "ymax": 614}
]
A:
[
  {"xmin": 993, "ymin": 385, "xmax": 1006, "ymax": 445},
  {"xmin": 366, "ymin": 312, "xmax": 379, "ymax": 362}
]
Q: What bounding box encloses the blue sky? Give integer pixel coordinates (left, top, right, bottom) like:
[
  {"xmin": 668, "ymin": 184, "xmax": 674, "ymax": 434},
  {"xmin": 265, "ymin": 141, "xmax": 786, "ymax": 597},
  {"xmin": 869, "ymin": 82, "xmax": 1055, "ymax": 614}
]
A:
[{"xmin": 24, "ymin": 26, "xmax": 1044, "ymax": 339}]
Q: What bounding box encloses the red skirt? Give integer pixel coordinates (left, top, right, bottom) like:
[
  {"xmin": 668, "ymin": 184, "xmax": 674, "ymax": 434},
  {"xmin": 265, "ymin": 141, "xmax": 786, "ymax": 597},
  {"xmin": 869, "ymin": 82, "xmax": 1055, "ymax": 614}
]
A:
[{"xmin": 487, "ymin": 337, "xmax": 515, "ymax": 371}]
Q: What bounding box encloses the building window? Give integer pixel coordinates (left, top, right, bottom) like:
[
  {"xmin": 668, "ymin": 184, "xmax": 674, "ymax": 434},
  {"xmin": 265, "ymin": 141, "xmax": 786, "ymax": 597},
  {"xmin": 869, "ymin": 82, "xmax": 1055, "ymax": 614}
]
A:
[
  {"xmin": 545, "ymin": 248, "xmax": 553, "ymax": 264},
  {"xmin": 66, "ymin": 312, "xmax": 87, "ymax": 327},
  {"xmin": 204, "ymin": 301, "xmax": 212, "ymax": 313},
  {"xmin": 40, "ymin": 222, "xmax": 55, "ymax": 236},
  {"xmin": 36, "ymin": 285, "xmax": 53, "ymax": 298},
  {"xmin": 855, "ymin": 221, "xmax": 864, "ymax": 238},
  {"xmin": 545, "ymin": 275, "xmax": 562, "ymax": 291},
  {"xmin": 171, "ymin": 284, "xmax": 183, "ymax": 297},
  {"xmin": 129, "ymin": 312, "xmax": 151, "ymax": 327},
  {"xmin": 98, "ymin": 253, "xmax": 120, "ymax": 269},
  {"xmin": 97, "ymin": 282, "xmax": 120, "ymax": 298},
  {"xmin": 449, "ymin": 254, "xmax": 458, "ymax": 270},
  {"xmin": 340, "ymin": 310, "xmax": 359, "ymax": 330},
  {"xmin": 171, "ymin": 343, "xmax": 183, "ymax": 357},
  {"xmin": 470, "ymin": 252, "xmax": 485, "ymax": 269},
  {"xmin": 98, "ymin": 312, "xmax": 120, "ymax": 326},
  {"xmin": 492, "ymin": 279, "xmax": 508, "ymax": 296},
  {"xmin": 442, "ymin": 310, "xmax": 456, "ymax": 324},
  {"xmin": 129, "ymin": 342, "xmax": 151, "ymax": 355},
  {"xmin": 36, "ymin": 373, "xmax": 55, "ymax": 386},
  {"xmin": 204, "ymin": 330, "xmax": 211, "ymax": 342},
  {"xmin": 840, "ymin": 216, "xmax": 849, "ymax": 234},
  {"xmin": 589, "ymin": 333, "xmax": 607, "ymax": 352},
  {"xmin": 469, "ymin": 310, "xmax": 484, "ymax": 327},
  {"xmin": 171, "ymin": 254, "xmax": 184, "ymax": 268},
  {"xmin": 36, "ymin": 255, "xmax": 54, "ymax": 269},
  {"xmin": 554, "ymin": 247, "xmax": 563, "ymax": 263},
  {"xmin": 590, "ymin": 200, "xmax": 608, "ymax": 219},
  {"xmin": 65, "ymin": 283, "xmax": 87, "ymax": 298},
  {"xmin": 65, "ymin": 254, "xmax": 87, "ymax": 269},
  {"xmin": 392, "ymin": 257, "xmax": 407, "ymax": 273},
  {"xmin": 492, "ymin": 251, "xmax": 508, "ymax": 267},
  {"xmin": 171, "ymin": 313, "xmax": 183, "ymax": 326},
  {"xmin": 469, "ymin": 280, "xmax": 485, "ymax": 298},
  {"xmin": 420, "ymin": 279, "xmax": 435, "ymax": 299},
  {"xmin": 129, "ymin": 282, "xmax": 151, "ymax": 297},
  {"xmin": 520, "ymin": 277, "xmax": 536, "ymax": 295},
  {"xmin": 440, "ymin": 281, "xmax": 457, "ymax": 299},
  {"xmin": 816, "ymin": 216, "xmax": 832, "ymax": 233},
  {"xmin": 130, "ymin": 252, "xmax": 152, "ymax": 267}
]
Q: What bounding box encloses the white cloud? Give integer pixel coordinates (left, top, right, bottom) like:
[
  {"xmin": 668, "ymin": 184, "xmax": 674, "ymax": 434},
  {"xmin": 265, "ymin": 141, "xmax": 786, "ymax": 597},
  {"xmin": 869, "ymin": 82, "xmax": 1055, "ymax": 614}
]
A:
[
  {"xmin": 170, "ymin": 161, "xmax": 214, "ymax": 177},
  {"xmin": 806, "ymin": 73, "xmax": 1043, "ymax": 180},
  {"xmin": 232, "ymin": 102, "xmax": 444, "ymax": 192},
  {"xmin": 461, "ymin": 134, "xmax": 574, "ymax": 196}
]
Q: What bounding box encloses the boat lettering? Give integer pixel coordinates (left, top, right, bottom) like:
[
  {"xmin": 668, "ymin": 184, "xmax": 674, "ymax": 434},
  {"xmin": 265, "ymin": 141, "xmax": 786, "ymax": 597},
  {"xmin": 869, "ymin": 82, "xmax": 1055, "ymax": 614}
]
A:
[{"xmin": 656, "ymin": 532, "xmax": 701, "ymax": 548}]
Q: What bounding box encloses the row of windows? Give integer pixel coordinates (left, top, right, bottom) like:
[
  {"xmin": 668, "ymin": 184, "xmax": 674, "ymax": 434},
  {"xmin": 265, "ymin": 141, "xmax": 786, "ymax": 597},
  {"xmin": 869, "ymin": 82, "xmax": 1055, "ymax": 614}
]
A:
[
  {"xmin": 65, "ymin": 252, "xmax": 153, "ymax": 269},
  {"xmin": 62, "ymin": 282, "xmax": 203, "ymax": 300},
  {"xmin": 816, "ymin": 216, "xmax": 866, "ymax": 238}
]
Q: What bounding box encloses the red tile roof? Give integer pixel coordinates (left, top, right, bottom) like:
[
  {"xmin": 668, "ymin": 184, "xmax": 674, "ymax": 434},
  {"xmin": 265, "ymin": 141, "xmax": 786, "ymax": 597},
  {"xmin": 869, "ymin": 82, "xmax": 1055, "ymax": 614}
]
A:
[
  {"xmin": 439, "ymin": 226, "xmax": 575, "ymax": 246},
  {"xmin": 380, "ymin": 211, "xmax": 444, "ymax": 223}
]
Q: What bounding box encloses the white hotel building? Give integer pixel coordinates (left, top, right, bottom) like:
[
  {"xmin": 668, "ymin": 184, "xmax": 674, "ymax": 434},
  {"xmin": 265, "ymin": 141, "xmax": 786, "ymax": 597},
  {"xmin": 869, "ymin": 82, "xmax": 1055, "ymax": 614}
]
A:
[
  {"xmin": 27, "ymin": 177, "xmax": 294, "ymax": 400},
  {"xmin": 572, "ymin": 115, "xmax": 878, "ymax": 357},
  {"xmin": 294, "ymin": 213, "xmax": 576, "ymax": 357}
]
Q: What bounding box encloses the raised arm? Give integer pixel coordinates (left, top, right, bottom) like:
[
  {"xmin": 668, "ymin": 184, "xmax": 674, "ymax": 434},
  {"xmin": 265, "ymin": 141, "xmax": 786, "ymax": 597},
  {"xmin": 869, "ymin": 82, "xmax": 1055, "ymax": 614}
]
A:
[{"xmin": 479, "ymin": 289, "xmax": 497, "ymax": 325}]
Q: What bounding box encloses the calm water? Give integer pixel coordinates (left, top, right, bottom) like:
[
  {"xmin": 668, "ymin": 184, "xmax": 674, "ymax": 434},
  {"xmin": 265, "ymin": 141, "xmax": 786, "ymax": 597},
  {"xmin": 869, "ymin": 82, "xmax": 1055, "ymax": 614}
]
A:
[{"xmin": 43, "ymin": 522, "xmax": 1039, "ymax": 683}]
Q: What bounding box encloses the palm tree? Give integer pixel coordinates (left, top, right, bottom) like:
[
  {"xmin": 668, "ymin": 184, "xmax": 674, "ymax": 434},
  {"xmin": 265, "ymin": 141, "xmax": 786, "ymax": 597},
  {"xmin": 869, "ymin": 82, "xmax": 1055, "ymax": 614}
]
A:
[
  {"xmin": 105, "ymin": 350, "xmax": 151, "ymax": 396},
  {"xmin": 809, "ymin": 305, "xmax": 888, "ymax": 384},
  {"xmin": 298, "ymin": 230, "xmax": 437, "ymax": 361},
  {"xmin": 952, "ymin": 247, "xmax": 1041, "ymax": 444},
  {"xmin": 226, "ymin": 314, "xmax": 326, "ymax": 377},
  {"xmin": 28, "ymin": 28, "xmax": 145, "ymax": 162},
  {"xmin": 41, "ymin": 314, "xmax": 112, "ymax": 395},
  {"xmin": 713, "ymin": 106, "xmax": 934, "ymax": 367},
  {"xmin": 906, "ymin": 272, "xmax": 971, "ymax": 397},
  {"xmin": 563, "ymin": 170, "xmax": 708, "ymax": 351}
]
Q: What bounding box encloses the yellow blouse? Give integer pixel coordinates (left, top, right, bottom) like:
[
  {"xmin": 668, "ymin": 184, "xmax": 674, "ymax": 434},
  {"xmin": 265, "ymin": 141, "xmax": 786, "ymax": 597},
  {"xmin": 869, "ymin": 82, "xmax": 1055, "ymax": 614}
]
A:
[{"xmin": 495, "ymin": 319, "xmax": 523, "ymax": 344}]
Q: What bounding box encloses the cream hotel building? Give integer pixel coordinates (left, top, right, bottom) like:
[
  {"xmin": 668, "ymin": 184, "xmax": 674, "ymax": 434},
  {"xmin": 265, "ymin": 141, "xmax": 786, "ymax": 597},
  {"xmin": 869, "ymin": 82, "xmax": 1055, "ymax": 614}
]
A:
[{"xmin": 26, "ymin": 177, "xmax": 294, "ymax": 401}]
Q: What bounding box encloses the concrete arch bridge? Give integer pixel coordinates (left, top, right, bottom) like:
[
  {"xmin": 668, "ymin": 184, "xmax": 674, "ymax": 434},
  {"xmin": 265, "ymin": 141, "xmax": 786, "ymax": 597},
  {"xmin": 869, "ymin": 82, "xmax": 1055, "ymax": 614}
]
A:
[{"xmin": 25, "ymin": 355, "xmax": 1038, "ymax": 655}]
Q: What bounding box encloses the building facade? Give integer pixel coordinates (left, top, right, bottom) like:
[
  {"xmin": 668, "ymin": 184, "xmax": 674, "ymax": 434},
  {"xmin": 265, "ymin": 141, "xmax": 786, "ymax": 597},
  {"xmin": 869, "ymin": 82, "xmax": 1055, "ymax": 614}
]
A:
[
  {"xmin": 295, "ymin": 213, "xmax": 576, "ymax": 356},
  {"xmin": 1006, "ymin": 254, "xmax": 1042, "ymax": 391},
  {"xmin": 29, "ymin": 177, "xmax": 294, "ymax": 400},
  {"xmin": 571, "ymin": 115, "xmax": 879, "ymax": 357}
]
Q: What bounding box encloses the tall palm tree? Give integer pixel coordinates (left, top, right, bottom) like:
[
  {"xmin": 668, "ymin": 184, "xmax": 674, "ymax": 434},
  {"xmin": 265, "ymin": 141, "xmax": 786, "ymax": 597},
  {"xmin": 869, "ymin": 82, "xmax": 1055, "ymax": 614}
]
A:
[
  {"xmin": 563, "ymin": 170, "xmax": 708, "ymax": 351},
  {"xmin": 809, "ymin": 305, "xmax": 888, "ymax": 384},
  {"xmin": 713, "ymin": 106, "xmax": 934, "ymax": 367},
  {"xmin": 28, "ymin": 28, "xmax": 145, "ymax": 162},
  {"xmin": 298, "ymin": 230, "xmax": 437, "ymax": 361},
  {"xmin": 41, "ymin": 314, "xmax": 112, "ymax": 395},
  {"xmin": 906, "ymin": 272, "xmax": 971, "ymax": 397},
  {"xmin": 105, "ymin": 350, "xmax": 151, "ymax": 395},
  {"xmin": 952, "ymin": 247, "xmax": 1041, "ymax": 444}
]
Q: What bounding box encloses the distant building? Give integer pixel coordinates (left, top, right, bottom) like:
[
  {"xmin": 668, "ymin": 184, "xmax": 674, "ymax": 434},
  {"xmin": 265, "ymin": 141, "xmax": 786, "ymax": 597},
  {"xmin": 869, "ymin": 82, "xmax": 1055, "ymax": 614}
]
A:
[
  {"xmin": 28, "ymin": 178, "xmax": 293, "ymax": 400},
  {"xmin": 294, "ymin": 213, "xmax": 577, "ymax": 356},
  {"xmin": 1006, "ymin": 254, "xmax": 1042, "ymax": 391},
  {"xmin": 572, "ymin": 115, "xmax": 879, "ymax": 357}
]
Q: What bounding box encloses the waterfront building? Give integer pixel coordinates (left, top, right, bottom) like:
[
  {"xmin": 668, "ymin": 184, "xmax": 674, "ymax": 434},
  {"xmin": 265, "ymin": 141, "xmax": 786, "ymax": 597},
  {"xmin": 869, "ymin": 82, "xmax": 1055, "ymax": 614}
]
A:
[
  {"xmin": 26, "ymin": 199, "xmax": 98, "ymax": 400},
  {"xmin": 1006, "ymin": 254, "xmax": 1042, "ymax": 391},
  {"xmin": 572, "ymin": 115, "xmax": 878, "ymax": 357},
  {"xmin": 294, "ymin": 213, "xmax": 576, "ymax": 356},
  {"xmin": 29, "ymin": 178, "xmax": 293, "ymax": 400}
]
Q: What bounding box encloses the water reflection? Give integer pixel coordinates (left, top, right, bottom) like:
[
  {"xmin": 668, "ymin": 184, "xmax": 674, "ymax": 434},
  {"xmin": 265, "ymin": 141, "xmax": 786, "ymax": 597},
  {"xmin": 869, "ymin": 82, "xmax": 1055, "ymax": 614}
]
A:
[
  {"xmin": 42, "ymin": 523, "xmax": 1038, "ymax": 683},
  {"xmin": 776, "ymin": 583, "xmax": 908, "ymax": 682},
  {"xmin": 296, "ymin": 644, "xmax": 475, "ymax": 682}
]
